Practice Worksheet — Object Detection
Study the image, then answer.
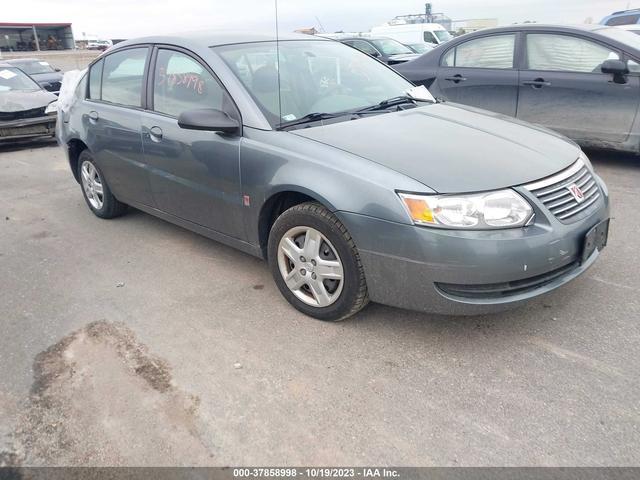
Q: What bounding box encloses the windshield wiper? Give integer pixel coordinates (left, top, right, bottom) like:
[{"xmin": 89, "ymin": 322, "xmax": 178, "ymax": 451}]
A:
[
  {"xmin": 354, "ymin": 95, "xmax": 435, "ymax": 114},
  {"xmin": 277, "ymin": 112, "xmax": 344, "ymax": 130}
]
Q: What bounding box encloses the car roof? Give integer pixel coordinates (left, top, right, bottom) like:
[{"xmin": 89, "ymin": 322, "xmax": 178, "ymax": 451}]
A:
[
  {"xmin": 455, "ymin": 24, "xmax": 615, "ymax": 35},
  {"xmin": 111, "ymin": 30, "xmax": 328, "ymax": 51}
]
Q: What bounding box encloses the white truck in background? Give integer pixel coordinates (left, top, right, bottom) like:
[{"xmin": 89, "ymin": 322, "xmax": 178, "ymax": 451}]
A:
[{"xmin": 370, "ymin": 23, "xmax": 452, "ymax": 46}]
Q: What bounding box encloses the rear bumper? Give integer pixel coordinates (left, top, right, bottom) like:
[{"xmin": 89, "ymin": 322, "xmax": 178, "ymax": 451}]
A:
[
  {"xmin": 0, "ymin": 115, "xmax": 57, "ymax": 141},
  {"xmin": 337, "ymin": 175, "xmax": 610, "ymax": 315}
]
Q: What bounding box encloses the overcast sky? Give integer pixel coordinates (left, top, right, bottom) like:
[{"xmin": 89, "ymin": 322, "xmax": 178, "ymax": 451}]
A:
[{"xmin": 4, "ymin": 0, "xmax": 636, "ymax": 38}]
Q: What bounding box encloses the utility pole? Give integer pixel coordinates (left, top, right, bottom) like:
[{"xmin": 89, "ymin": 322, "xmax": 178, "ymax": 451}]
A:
[{"xmin": 425, "ymin": 3, "xmax": 433, "ymax": 23}]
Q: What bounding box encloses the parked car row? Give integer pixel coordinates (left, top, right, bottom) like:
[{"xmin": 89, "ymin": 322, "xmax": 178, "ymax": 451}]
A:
[
  {"xmin": 57, "ymin": 32, "xmax": 609, "ymax": 321},
  {"xmin": 0, "ymin": 62, "xmax": 58, "ymax": 142},
  {"xmin": 392, "ymin": 24, "xmax": 640, "ymax": 153}
]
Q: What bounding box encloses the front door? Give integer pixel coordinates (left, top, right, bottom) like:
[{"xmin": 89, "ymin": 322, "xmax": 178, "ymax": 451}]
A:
[
  {"xmin": 436, "ymin": 33, "xmax": 519, "ymax": 116},
  {"xmin": 517, "ymin": 33, "xmax": 640, "ymax": 145},
  {"xmin": 140, "ymin": 47, "xmax": 244, "ymax": 239}
]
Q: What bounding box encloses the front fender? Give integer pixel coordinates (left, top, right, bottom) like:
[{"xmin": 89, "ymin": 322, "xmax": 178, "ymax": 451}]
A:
[{"xmin": 239, "ymin": 127, "xmax": 432, "ymax": 246}]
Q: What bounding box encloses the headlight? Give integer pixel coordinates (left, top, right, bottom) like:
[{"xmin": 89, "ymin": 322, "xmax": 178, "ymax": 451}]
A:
[
  {"xmin": 398, "ymin": 190, "xmax": 533, "ymax": 229},
  {"xmin": 45, "ymin": 101, "xmax": 58, "ymax": 115}
]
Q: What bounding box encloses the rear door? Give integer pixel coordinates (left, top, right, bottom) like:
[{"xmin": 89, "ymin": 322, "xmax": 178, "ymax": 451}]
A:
[
  {"xmin": 84, "ymin": 47, "xmax": 154, "ymax": 206},
  {"xmin": 517, "ymin": 33, "xmax": 640, "ymax": 144},
  {"xmin": 435, "ymin": 33, "xmax": 519, "ymax": 116},
  {"xmin": 140, "ymin": 46, "xmax": 244, "ymax": 238}
]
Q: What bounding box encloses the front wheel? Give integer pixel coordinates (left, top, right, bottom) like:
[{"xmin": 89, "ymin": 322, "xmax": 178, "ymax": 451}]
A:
[{"xmin": 268, "ymin": 202, "xmax": 369, "ymax": 321}]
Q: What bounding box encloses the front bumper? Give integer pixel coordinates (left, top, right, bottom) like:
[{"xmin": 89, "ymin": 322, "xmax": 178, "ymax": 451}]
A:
[
  {"xmin": 0, "ymin": 115, "xmax": 57, "ymax": 142},
  {"xmin": 338, "ymin": 174, "xmax": 610, "ymax": 315}
]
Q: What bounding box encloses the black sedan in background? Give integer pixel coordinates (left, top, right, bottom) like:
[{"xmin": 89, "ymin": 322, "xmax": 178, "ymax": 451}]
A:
[
  {"xmin": 394, "ymin": 24, "xmax": 640, "ymax": 153},
  {"xmin": 340, "ymin": 37, "xmax": 420, "ymax": 65},
  {"xmin": 6, "ymin": 58, "xmax": 63, "ymax": 95},
  {"xmin": 0, "ymin": 62, "xmax": 57, "ymax": 142}
]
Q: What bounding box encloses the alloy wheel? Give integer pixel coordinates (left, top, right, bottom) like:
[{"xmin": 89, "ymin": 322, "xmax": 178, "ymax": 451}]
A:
[
  {"xmin": 277, "ymin": 226, "xmax": 344, "ymax": 307},
  {"xmin": 80, "ymin": 160, "xmax": 104, "ymax": 210}
]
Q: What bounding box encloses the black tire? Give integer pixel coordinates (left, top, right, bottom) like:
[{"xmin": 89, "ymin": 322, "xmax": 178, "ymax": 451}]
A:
[
  {"xmin": 268, "ymin": 202, "xmax": 369, "ymax": 321},
  {"xmin": 78, "ymin": 149, "xmax": 127, "ymax": 219}
]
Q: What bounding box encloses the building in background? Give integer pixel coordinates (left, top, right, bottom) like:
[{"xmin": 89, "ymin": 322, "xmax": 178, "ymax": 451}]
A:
[{"xmin": 0, "ymin": 23, "xmax": 75, "ymax": 52}]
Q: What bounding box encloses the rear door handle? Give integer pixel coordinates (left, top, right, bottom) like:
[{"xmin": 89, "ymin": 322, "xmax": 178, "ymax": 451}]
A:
[
  {"xmin": 523, "ymin": 79, "xmax": 551, "ymax": 88},
  {"xmin": 148, "ymin": 126, "xmax": 163, "ymax": 142},
  {"xmin": 88, "ymin": 111, "xmax": 99, "ymax": 124},
  {"xmin": 444, "ymin": 74, "xmax": 467, "ymax": 83}
]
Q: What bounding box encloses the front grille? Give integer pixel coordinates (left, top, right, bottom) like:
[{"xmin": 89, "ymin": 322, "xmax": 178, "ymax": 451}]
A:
[
  {"xmin": 437, "ymin": 261, "xmax": 579, "ymax": 299},
  {"xmin": 0, "ymin": 107, "xmax": 47, "ymax": 122},
  {"xmin": 523, "ymin": 159, "xmax": 600, "ymax": 223}
]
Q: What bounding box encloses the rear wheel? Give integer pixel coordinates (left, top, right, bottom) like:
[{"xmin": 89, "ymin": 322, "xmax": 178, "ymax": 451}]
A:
[
  {"xmin": 268, "ymin": 202, "xmax": 369, "ymax": 321},
  {"xmin": 78, "ymin": 150, "xmax": 127, "ymax": 219}
]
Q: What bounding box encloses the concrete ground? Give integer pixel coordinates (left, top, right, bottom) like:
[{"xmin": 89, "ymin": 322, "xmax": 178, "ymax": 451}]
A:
[{"xmin": 0, "ymin": 140, "xmax": 638, "ymax": 466}]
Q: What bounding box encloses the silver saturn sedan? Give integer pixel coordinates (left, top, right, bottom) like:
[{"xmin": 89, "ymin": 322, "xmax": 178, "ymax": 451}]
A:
[{"xmin": 57, "ymin": 32, "xmax": 610, "ymax": 321}]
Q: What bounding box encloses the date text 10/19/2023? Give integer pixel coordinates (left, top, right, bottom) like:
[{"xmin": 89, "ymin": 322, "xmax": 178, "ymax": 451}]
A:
[{"xmin": 233, "ymin": 468, "xmax": 401, "ymax": 478}]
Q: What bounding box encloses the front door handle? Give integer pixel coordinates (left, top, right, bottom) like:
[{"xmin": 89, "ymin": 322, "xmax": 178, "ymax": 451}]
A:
[
  {"xmin": 523, "ymin": 78, "xmax": 551, "ymax": 88},
  {"xmin": 148, "ymin": 126, "xmax": 163, "ymax": 142},
  {"xmin": 88, "ymin": 111, "xmax": 99, "ymax": 124},
  {"xmin": 444, "ymin": 74, "xmax": 467, "ymax": 83}
]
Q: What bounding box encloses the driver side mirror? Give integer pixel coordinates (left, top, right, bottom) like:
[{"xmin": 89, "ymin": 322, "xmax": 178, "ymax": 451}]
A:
[
  {"xmin": 602, "ymin": 59, "xmax": 630, "ymax": 84},
  {"xmin": 601, "ymin": 59, "xmax": 629, "ymax": 75},
  {"xmin": 177, "ymin": 108, "xmax": 240, "ymax": 134}
]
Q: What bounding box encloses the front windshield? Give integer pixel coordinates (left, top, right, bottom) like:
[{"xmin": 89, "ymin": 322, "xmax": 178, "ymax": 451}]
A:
[
  {"xmin": 0, "ymin": 67, "xmax": 41, "ymax": 92},
  {"xmin": 598, "ymin": 26, "xmax": 640, "ymax": 50},
  {"xmin": 434, "ymin": 30, "xmax": 453, "ymax": 42},
  {"xmin": 370, "ymin": 38, "xmax": 414, "ymax": 55},
  {"xmin": 215, "ymin": 40, "xmax": 414, "ymax": 127},
  {"xmin": 14, "ymin": 61, "xmax": 55, "ymax": 75}
]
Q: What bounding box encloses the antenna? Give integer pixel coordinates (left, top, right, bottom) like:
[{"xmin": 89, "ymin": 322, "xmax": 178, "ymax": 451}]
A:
[{"xmin": 275, "ymin": 0, "xmax": 283, "ymax": 128}]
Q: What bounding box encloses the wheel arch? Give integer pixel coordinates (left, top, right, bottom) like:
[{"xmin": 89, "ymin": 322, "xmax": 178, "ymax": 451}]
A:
[
  {"xmin": 67, "ymin": 138, "xmax": 89, "ymax": 183},
  {"xmin": 258, "ymin": 187, "xmax": 337, "ymax": 259}
]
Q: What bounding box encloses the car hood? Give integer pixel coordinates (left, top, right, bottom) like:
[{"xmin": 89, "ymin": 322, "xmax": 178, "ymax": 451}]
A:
[
  {"xmin": 0, "ymin": 89, "xmax": 57, "ymax": 113},
  {"xmin": 292, "ymin": 103, "xmax": 580, "ymax": 193}
]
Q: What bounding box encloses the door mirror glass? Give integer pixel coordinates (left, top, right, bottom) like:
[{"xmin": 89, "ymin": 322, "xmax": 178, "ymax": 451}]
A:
[
  {"xmin": 177, "ymin": 108, "xmax": 240, "ymax": 134},
  {"xmin": 601, "ymin": 59, "xmax": 629, "ymax": 75}
]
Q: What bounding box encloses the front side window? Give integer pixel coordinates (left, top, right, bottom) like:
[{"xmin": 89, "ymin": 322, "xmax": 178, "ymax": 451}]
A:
[
  {"xmin": 442, "ymin": 35, "xmax": 515, "ymax": 69},
  {"xmin": 153, "ymin": 49, "xmax": 226, "ymax": 117},
  {"xmin": 424, "ymin": 31, "xmax": 438, "ymax": 44},
  {"xmin": 88, "ymin": 59, "xmax": 103, "ymax": 100},
  {"xmin": 216, "ymin": 40, "xmax": 414, "ymax": 126},
  {"xmin": 526, "ymin": 34, "xmax": 619, "ymax": 72},
  {"xmin": 101, "ymin": 47, "xmax": 148, "ymax": 107}
]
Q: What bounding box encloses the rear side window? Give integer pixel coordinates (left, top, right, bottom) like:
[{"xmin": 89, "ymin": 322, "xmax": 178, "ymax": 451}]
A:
[
  {"xmin": 101, "ymin": 47, "xmax": 148, "ymax": 107},
  {"xmin": 88, "ymin": 59, "xmax": 103, "ymax": 99},
  {"xmin": 153, "ymin": 49, "xmax": 225, "ymax": 117},
  {"xmin": 526, "ymin": 34, "xmax": 620, "ymax": 72},
  {"xmin": 605, "ymin": 14, "xmax": 640, "ymax": 26},
  {"xmin": 441, "ymin": 34, "xmax": 515, "ymax": 69}
]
